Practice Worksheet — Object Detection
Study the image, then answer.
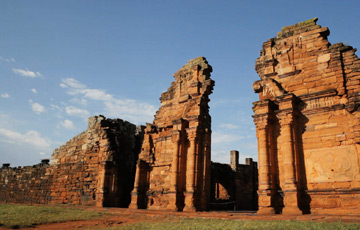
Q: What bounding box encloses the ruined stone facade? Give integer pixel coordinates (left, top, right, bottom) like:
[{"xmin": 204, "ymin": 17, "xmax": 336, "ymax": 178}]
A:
[
  {"xmin": 210, "ymin": 151, "xmax": 258, "ymax": 211},
  {"xmin": 130, "ymin": 57, "xmax": 214, "ymax": 211},
  {"xmin": 0, "ymin": 116, "xmax": 144, "ymax": 207},
  {"xmin": 253, "ymin": 18, "xmax": 360, "ymax": 214}
]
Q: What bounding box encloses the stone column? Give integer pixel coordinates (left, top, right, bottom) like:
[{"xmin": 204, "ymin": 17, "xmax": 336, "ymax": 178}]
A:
[
  {"xmin": 230, "ymin": 150, "xmax": 239, "ymax": 171},
  {"xmin": 129, "ymin": 161, "xmax": 141, "ymax": 209},
  {"xmin": 277, "ymin": 111, "xmax": 301, "ymax": 215},
  {"xmin": 184, "ymin": 131, "xmax": 197, "ymax": 211},
  {"xmin": 167, "ymin": 131, "xmax": 180, "ymax": 210},
  {"xmin": 254, "ymin": 115, "xmax": 275, "ymax": 215}
]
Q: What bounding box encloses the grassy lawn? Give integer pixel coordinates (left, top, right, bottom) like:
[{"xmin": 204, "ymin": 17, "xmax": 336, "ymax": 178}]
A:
[
  {"xmin": 114, "ymin": 218, "xmax": 360, "ymax": 230},
  {"xmin": 0, "ymin": 203, "xmax": 105, "ymax": 228}
]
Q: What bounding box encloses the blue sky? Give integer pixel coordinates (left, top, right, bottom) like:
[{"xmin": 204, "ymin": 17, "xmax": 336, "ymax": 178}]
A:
[{"xmin": 1, "ymin": 0, "xmax": 359, "ymax": 166}]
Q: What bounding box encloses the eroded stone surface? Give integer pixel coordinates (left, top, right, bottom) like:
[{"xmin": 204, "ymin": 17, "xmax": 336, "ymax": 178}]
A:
[
  {"xmin": 130, "ymin": 57, "xmax": 214, "ymax": 211},
  {"xmin": 0, "ymin": 115, "xmax": 144, "ymax": 207},
  {"xmin": 253, "ymin": 18, "xmax": 360, "ymax": 215}
]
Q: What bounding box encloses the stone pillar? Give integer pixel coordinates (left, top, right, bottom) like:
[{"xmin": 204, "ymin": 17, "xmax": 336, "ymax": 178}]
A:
[
  {"xmin": 230, "ymin": 150, "xmax": 239, "ymax": 171},
  {"xmin": 277, "ymin": 111, "xmax": 302, "ymax": 215},
  {"xmin": 167, "ymin": 131, "xmax": 180, "ymax": 210},
  {"xmin": 184, "ymin": 131, "xmax": 197, "ymax": 211},
  {"xmin": 254, "ymin": 115, "xmax": 275, "ymax": 215},
  {"xmin": 129, "ymin": 161, "xmax": 141, "ymax": 209}
]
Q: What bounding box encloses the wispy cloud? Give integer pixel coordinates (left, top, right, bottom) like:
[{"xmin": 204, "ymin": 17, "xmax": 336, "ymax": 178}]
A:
[
  {"xmin": 12, "ymin": 68, "xmax": 42, "ymax": 78},
  {"xmin": 60, "ymin": 119, "xmax": 76, "ymax": 130},
  {"xmin": 212, "ymin": 131, "xmax": 244, "ymax": 145},
  {"xmin": 60, "ymin": 78, "xmax": 85, "ymax": 89},
  {"xmin": 31, "ymin": 88, "xmax": 37, "ymax": 94},
  {"xmin": 0, "ymin": 128, "xmax": 51, "ymax": 149},
  {"xmin": 29, "ymin": 100, "xmax": 46, "ymax": 114},
  {"xmin": 1, "ymin": 93, "xmax": 10, "ymax": 98},
  {"xmin": 60, "ymin": 78, "xmax": 156, "ymax": 124},
  {"xmin": 65, "ymin": 105, "xmax": 89, "ymax": 118},
  {"xmin": 218, "ymin": 123, "xmax": 240, "ymax": 130},
  {"xmin": 0, "ymin": 56, "xmax": 15, "ymax": 63}
]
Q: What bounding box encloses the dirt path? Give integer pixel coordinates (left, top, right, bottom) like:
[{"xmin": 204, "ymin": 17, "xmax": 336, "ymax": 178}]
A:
[{"xmin": 9, "ymin": 207, "xmax": 360, "ymax": 229}]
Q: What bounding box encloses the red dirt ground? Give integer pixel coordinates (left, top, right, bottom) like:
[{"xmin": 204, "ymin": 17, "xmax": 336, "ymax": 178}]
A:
[{"xmin": 5, "ymin": 207, "xmax": 360, "ymax": 229}]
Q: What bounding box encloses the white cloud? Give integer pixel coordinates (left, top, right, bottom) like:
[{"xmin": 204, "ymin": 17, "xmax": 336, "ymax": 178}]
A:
[
  {"xmin": 104, "ymin": 99, "xmax": 156, "ymax": 124},
  {"xmin": 60, "ymin": 119, "xmax": 75, "ymax": 130},
  {"xmin": 83, "ymin": 89, "xmax": 113, "ymax": 101},
  {"xmin": 0, "ymin": 128, "xmax": 51, "ymax": 149},
  {"xmin": 60, "ymin": 83, "xmax": 67, "ymax": 88},
  {"xmin": 1, "ymin": 93, "xmax": 10, "ymax": 98},
  {"xmin": 60, "ymin": 78, "xmax": 156, "ymax": 124},
  {"xmin": 30, "ymin": 102, "xmax": 46, "ymax": 114},
  {"xmin": 12, "ymin": 68, "xmax": 42, "ymax": 78},
  {"xmin": 61, "ymin": 78, "xmax": 86, "ymax": 89},
  {"xmin": 65, "ymin": 105, "xmax": 90, "ymax": 117},
  {"xmin": 0, "ymin": 56, "xmax": 15, "ymax": 63},
  {"xmin": 218, "ymin": 123, "xmax": 240, "ymax": 130},
  {"xmin": 31, "ymin": 88, "xmax": 37, "ymax": 94},
  {"xmin": 50, "ymin": 104, "xmax": 62, "ymax": 111},
  {"xmin": 212, "ymin": 131, "xmax": 244, "ymax": 145}
]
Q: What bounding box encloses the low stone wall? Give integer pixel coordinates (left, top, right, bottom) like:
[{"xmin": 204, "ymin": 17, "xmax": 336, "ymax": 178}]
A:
[
  {"xmin": 0, "ymin": 161, "xmax": 52, "ymax": 204},
  {"xmin": 0, "ymin": 115, "xmax": 144, "ymax": 207}
]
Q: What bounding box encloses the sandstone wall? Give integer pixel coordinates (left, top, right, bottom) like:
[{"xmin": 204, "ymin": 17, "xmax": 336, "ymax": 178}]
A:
[
  {"xmin": 130, "ymin": 57, "xmax": 214, "ymax": 211},
  {"xmin": 0, "ymin": 162, "xmax": 52, "ymax": 204},
  {"xmin": 253, "ymin": 18, "xmax": 360, "ymax": 214},
  {"xmin": 0, "ymin": 115, "xmax": 144, "ymax": 207}
]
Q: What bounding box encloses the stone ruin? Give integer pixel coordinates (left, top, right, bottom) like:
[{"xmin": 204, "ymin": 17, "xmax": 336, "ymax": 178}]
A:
[
  {"xmin": 0, "ymin": 57, "xmax": 258, "ymax": 212},
  {"xmin": 253, "ymin": 18, "xmax": 360, "ymax": 215},
  {"xmin": 1, "ymin": 18, "xmax": 360, "ymax": 215},
  {"xmin": 210, "ymin": 150, "xmax": 258, "ymax": 211},
  {"xmin": 130, "ymin": 57, "xmax": 214, "ymax": 211},
  {"xmin": 0, "ymin": 116, "xmax": 144, "ymax": 207}
]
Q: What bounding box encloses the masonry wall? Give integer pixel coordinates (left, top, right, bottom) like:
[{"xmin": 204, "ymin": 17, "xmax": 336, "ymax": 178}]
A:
[
  {"xmin": 253, "ymin": 18, "xmax": 360, "ymax": 215},
  {"xmin": 0, "ymin": 115, "xmax": 144, "ymax": 207},
  {"xmin": 0, "ymin": 162, "xmax": 52, "ymax": 204},
  {"xmin": 130, "ymin": 57, "xmax": 214, "ymax": 211}
]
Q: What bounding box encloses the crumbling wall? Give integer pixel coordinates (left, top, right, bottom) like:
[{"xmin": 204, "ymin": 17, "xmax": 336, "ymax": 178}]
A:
[
  {"xmin": 130, "ymin": 57, "xmax": 214, "ymax": 211},
  {"xmin": 253, "ymin": 18, "xmax": 360, "ymax": 215},
  {"xmin": 0, "ymin": 161, "xmax": 52, "ymax": 204},
  {"xmin": 210, "ymin": 151, "xmax": 258, "ymax": 211},
  {"xmin": 0, "ymin": 115, "xmax": 144, "ymax": 207}
]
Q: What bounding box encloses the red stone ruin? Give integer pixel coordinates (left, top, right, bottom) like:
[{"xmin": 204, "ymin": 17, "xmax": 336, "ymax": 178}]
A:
[
  {"xmin": 130, "ymin": 57, "xmax": 214, "ymax": 211},
  {"xmin": 1, "ymin": 18, "xmax": 360, "ymax": 215},
  {"xmin": 253, "ymin": 18, "xmax": 360, "ymax": 215}
]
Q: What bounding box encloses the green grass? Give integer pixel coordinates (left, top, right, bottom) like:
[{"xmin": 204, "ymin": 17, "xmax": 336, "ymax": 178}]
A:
[
  {"xmin": 0, "ymin": 203, "xmax": 105, "ymax": 228},
  {"xmin": 113, "ymin": 218, "xmax": 360, "ymax": 230}
]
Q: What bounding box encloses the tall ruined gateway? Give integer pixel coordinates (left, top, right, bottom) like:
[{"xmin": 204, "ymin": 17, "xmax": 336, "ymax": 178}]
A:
[
  {"xmin": 130, "ymin": 57, "xmax": 214, "ymax": 211},
  {"xmin": 253, "ymin": 18, "xmax": 360, "ymax": 214}
]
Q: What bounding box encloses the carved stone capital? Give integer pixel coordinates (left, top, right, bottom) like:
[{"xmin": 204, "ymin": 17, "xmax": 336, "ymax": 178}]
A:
[
  {"xmin": 277, "ymin": 111, "xmax": 294, "ymax": 126},
  {"xmin": 253, "ymin": 114, "xmax": 269, "ymax": 130},
  {"xmin": 186, "ymin": 128, "xmax": 198, "ymax": 141}
]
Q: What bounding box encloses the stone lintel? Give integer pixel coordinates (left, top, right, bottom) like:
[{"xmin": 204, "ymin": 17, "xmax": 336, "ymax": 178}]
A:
[
  {"xmin": 278, "ymin": 69, "xmax": 301, "ymax": 79},
  {"xmin": 306, "ymin": 188, "xmax": 360, "ymax": 194},
  {"xmin": 299, "ymin": 88, "xmax": 338, "ymax": 101},
  {"xmin": 264, "ymin": 72, "xmax": 278, "ymax": 78}
]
